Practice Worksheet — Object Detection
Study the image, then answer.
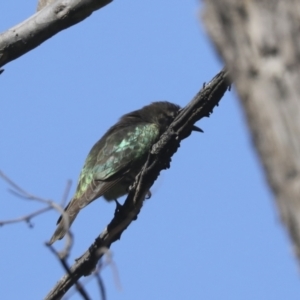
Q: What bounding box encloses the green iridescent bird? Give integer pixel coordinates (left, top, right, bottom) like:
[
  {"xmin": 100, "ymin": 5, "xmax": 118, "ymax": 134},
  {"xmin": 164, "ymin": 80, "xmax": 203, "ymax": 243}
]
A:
[{"xmin": 49, "ymin": 101, "xmax": 201, "ymax": 244}]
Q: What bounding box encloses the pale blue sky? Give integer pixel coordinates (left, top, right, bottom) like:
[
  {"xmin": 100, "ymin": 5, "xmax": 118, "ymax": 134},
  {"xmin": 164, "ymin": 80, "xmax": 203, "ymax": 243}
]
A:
[{"xmin": 1, "ymin": 1, "xmax": 299, "ymax": 299}]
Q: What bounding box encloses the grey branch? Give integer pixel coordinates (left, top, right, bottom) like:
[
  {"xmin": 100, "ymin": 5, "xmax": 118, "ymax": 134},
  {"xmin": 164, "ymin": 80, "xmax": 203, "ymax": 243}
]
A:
[
  {"xmin": 203, "ymin": 1, "xmax": 300, "ymax": 262},
  {"xmin": 47, "ymin": 244, "xmax": 92, "ymax": 300},
  {"xmin": 44, "ymin": 69, "xmax": 231, "ymax": 300},
  {"xmin": 0, "ymin": 171, "xmax": 74, "ymax": 258},
  {"xmin": 0, "ymin": 0, "xmax": 112, "ymax": 68},
  {"xmin": 0, "ymin": 169, "xmax": 67, "ymax": 213},
  {"xmin": 0, "ymin": 206, "xmax": 52, "ymax": 227}
]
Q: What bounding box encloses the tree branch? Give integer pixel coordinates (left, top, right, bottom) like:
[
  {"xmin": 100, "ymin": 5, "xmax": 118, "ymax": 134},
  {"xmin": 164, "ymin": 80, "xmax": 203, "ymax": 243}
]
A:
[
  {"xmin": 0, "ymin": 206, "xmax": 52, "ymax": 227},
  {"xmin": 44, "ymin": 69, "xmax": 231, "ymax": 300},
  {"xmin": 0, "ymin": 171, "xmax": 74, "ymax": 258},
  {"xmin": 0, "ymin": 0, "xmax": 112, "ymax": 68},
  {"xmin": 47, "ymin": 244, "xmax": 92, "ymax": 300}
]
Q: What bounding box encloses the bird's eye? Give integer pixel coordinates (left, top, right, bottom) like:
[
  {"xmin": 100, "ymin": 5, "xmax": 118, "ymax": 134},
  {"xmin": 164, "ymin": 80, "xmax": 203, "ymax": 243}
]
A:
[
  {"xmin": 166, "ymin": 115, "xmax": 173, "ymax": 122},
  {"xmin": 164, "ymin": 114, "xmax": 176, "ymax": 126},
  {"xmin": 167, "ymin": 112, "xmax": 177, "ymax": 122},
  {"xmin": 158, "ymin": 112, "xmax": 177, "ymax": 129}
]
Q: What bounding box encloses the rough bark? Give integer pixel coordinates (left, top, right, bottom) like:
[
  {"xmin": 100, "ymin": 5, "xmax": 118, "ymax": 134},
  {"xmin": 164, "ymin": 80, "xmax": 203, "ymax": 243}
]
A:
[
  {"xmin": 202, "ymin": 0, "xmax": 300, "ymax": 260},
  {"xmin": 0, "ymin": 0, "xmax": 112, "ymax": 68}
]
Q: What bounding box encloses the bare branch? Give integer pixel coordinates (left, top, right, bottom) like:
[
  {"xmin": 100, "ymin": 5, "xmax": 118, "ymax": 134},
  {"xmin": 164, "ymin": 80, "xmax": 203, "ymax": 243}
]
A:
[
  {"xmin": 0, "ymin": 0, "xmax": 112, "ymax": 68},
  {"xmin": 0, "ymin": 171, "xmax": 73, "ymax": 257},
  {"xmin": 47, "ymin": 244, "xmax": 91, "ymax": 300},
  {"xmin": 0, "ymin": 206, "xmax": 52, "ymax": 227},
  {"xmin": 64, "ymin": 249, "xmax": 119, "ymax": 300},
  {"xmin": 97, "ymin": 247, "xmax": 122, "ymax": 291},
  {"xmin": 0, "ymin": 170, "xmax": 48, "ymax": 203},
  {"xmin": 94, "ymin": 268, "xmax": 107, "ymax": 300},
  {"xmin": 44, "ymin": 69, "xmax": 231, "ymax": 300},
  {"xmin": 0, "ymin": 170, "xmax": 66, "ymax": 214}
]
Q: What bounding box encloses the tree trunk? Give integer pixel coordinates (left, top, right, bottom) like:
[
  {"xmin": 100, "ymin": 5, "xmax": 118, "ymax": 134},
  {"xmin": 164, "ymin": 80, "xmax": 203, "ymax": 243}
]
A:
[{"xmin": 202, "ymin": 0, "xmax": 300, "ymax": 261}]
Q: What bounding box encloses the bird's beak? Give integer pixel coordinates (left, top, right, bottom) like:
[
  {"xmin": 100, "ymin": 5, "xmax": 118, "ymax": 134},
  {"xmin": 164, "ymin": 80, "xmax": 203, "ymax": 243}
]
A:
[{"xmin": 192, "ymin": 125, "xmax": 204, "ymax": 133}]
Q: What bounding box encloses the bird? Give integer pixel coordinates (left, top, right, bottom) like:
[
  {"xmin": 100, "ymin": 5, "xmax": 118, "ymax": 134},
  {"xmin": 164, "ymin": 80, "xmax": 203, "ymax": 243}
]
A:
[{"xmin": 49, "ymin": 101, "xmax": 201, "ymax": 244}]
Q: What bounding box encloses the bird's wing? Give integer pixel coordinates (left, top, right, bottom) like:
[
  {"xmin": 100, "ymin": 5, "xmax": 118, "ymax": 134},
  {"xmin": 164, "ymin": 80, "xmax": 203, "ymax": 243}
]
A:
[
  {"xmin": 93, "ymin": 123, "xmax": 159, "ymax": 180},
  {"xmin": 73, "ymin": 123, "xmax": 159, "ymax": 204},
  {"xmin": 56, "ymin": 123, "xmax": 159, "ymax": 225}
]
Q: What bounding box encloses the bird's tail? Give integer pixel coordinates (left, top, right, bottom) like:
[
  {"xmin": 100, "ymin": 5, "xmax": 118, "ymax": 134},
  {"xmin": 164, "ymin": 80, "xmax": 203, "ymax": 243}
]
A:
[{"xmin": 49, "ymin": 199, "xmax": 79, "ymax": 245}]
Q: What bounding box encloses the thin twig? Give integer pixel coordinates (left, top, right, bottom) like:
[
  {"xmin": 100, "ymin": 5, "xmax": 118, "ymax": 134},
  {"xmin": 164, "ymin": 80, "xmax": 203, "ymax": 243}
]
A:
[
  {"xmin": 0, "ymin": 170, "xmax": 65, "ymax": 215},
  {"xmin": 0, "ymin": 169, "xmax": 65, "ymax": 217},
  {"xmin": 47, "ymin": 244, "xmax": 91, "ymax": 300},
  {"xmin": 94, "ymin": 268, "xmax": 107, "ymax": 300},
  {"xmin": 0, "ymin": 170, "xmax": 49, "ymax": 204},
  {"xmin": 0, "ymin": 170, "xmax": 74, "ymax": 258},
  {"xmin": 93, "ymin": 247, "xmax": 122, "ymax": 291},
  {"xmin": 65, "ymin": 249, "xmax": 118, "ymax": 300},
  {"xmin": 0, "ymin": 206, "xmax": 52, "ymax": 227}
]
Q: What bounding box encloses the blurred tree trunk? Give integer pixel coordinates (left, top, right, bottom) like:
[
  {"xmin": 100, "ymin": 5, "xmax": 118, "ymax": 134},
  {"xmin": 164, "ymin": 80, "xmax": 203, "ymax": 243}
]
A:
[{"xmin": 202, "ymin": 0, "xmax": 300, "ymax": 261}]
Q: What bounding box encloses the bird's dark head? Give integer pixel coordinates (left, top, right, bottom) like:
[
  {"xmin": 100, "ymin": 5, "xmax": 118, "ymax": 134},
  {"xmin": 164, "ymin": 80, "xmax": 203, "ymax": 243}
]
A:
[
  {"xmin": 137, "ymin": 101, "xmax": 181, "ymax": 133},
  {"xmin": 119, "ymin": 101, "xmax": 202, "ymax": 134}
]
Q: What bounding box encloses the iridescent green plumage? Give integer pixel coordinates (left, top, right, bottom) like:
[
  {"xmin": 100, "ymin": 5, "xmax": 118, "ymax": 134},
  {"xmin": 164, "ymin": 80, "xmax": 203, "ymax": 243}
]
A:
[
  {"xmin": 49, "ymin": 101, "xmax": 198, "ymax": 244},
  {"xmin": 76, "ymin": 123, "xmax": 159, "ymax": 202}
]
